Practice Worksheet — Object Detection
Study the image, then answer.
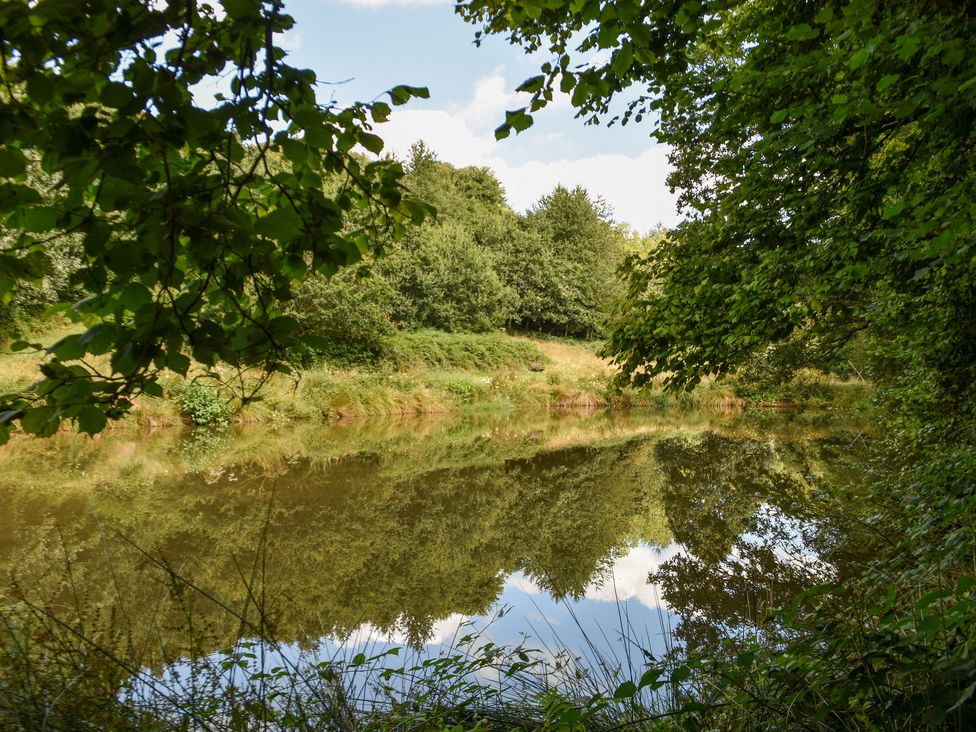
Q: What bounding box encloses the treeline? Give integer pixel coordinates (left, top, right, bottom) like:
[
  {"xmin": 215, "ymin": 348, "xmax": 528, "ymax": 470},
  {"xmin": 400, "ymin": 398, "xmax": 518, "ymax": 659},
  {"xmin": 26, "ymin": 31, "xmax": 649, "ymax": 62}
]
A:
[
  {"xmin": 290, "ymin": 142, "xmax": 643, "ymax": 364},
  {"xmin": 1, "ymin": 142, "xmax": 646, "ymax": 368}
]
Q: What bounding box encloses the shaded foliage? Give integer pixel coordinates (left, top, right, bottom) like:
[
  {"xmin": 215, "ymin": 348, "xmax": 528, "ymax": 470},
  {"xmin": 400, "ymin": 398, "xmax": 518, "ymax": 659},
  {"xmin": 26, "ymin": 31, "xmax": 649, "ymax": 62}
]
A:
[
  {"xmin": 289, "ymin": 267, "xmax": 397, "ymax": 366},
  {"xmin": 0, "ymin": 0, "xmax": 431, "ymax": 440}
]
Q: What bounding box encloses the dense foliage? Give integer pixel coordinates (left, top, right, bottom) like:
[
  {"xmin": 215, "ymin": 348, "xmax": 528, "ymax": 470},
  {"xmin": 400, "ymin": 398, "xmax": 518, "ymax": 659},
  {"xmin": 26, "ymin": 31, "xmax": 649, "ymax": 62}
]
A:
[
  {"xmin": 289, "ymin": 266, "xmax": 398, "ymax": 366},
  {"xmin": 0, "ymin": 0, "xmax": 430, "ymax": 441},
  {"xmin": 458, "ymin": 0, "xmax": 976, "ymax": 726},
  {"xmin": 286, "ymin": 144, "xmax": 635, "ymax": 364},
  {"xmin": 378, "ymin": 144, "xmax": 630, "ymax": 339}
]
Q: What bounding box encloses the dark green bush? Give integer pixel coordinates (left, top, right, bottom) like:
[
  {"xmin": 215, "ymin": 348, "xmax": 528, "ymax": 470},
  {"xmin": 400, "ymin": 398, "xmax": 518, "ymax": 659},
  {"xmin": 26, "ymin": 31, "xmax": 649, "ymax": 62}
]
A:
[{"xmin": 289, "ymin": 269, "xmax": 396, "ymax": 366}]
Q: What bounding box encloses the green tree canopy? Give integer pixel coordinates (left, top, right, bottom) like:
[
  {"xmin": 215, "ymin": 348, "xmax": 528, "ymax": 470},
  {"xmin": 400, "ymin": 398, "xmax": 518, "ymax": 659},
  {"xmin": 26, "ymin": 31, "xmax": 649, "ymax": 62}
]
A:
[
  {"xmin": 520, "ymin": 185, "xmax": 625, "ymax": 337},
  {"xmin": 0, "ymin": 0, "xmax": 431, "ymax": 441},
  {"xmin": 380, "ymin": 220, "xmax": 517, "ymax": 332},
  {"xmin": 458, "ymin": 0, "xmax": 976, "ymax": 411}
]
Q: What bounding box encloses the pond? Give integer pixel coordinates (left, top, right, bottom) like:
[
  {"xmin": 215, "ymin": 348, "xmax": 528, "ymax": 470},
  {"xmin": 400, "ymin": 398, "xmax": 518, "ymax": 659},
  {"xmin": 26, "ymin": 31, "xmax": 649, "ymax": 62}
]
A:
[{"xmin": 0, "ymin": 407, "xmax": 869, "ymax": 703}]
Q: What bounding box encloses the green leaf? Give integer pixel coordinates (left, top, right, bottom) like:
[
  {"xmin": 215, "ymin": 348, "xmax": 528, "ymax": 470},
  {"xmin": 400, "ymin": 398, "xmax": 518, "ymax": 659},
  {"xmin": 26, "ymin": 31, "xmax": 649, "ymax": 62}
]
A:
[
  {"xmin": 670, "ymin": 665, "xmax": 691, "ymax": 683},
  {"xmin": 638, "ymin": 668, "xmax": 663, "ymax": 689},
  {"xmin": 359, "ymin": 132, "xmax": 384, "ymax": 155},
  {"xmin": 9, "ymin": 340, "xmax": 39, "ymax": 352},
  {"xmin": 0, "ymin": 149, "xmax": 27, "ymax": 177},
  {"xmin": 516, "ymin": 74, "xmax": 546, "ymax": 93},
  {"xmin": 141, "ymin": 380, "xmax": 164, "ymax": 398},
  {"xmin": 612, "ymin": 44, "xmax": 634, "ymax": 76},
  {"xmin": 949, "ymin": 681, "xmax": 976, "ymax": 713},
  {"xmin": 20, "ymin": 406, "xmax": 60, "ymax": 437},
  {"xmin": 119, "ymin": 282, "xmax": 153, "ymax": 310},
  {"xmin": 389, "ymin": 85, "xmax": 430, "ymax": 106},
  {"xmin": 848, "ymin": 48, "xmax": 869, "ymax": 70},
  {"xmin": 256, "ymin": 207, "xmax": 304, "ymax": 241},
  {"xmin": 99, "ymin": 81, "xmax": 135, "ymax": 109},
  {"xmin": 168, "ymin": 351, "xmax": 191, "ymax": 376},
  {"xmin": 882, "ymin": 201, "xmax": 906, "ymax": 219},
  {"xmin": 23, "ymin": 206, "xmax": 60, "ymax": 233},
  {"xmin": 370, "ymin": 102, "xmax": 392, "ymax": 123},
  {"xmin": 787, "ymin": 23, "xmax": 818, "ymax": 41},
  {"xmin": 769, "ymin": 109, "xmax": 788, "ymax": 124},
  {"xmin": 613, "ymin": 680, "xmax": 638, "ymax": 700},
  {"xmin": 77, "ymin": 405, "xmax": 107, "ymax": 436},
  {"xmin": 876, "ymin": 74, "xmax": 899, "ymax": 92},
  {"xmin": 504, "ymin": 108, "xmax": 534, "ymax": 134}
]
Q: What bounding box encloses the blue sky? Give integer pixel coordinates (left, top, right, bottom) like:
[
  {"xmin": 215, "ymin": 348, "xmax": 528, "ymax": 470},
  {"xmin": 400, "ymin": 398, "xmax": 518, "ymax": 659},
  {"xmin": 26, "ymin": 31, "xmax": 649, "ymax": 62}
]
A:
[{"xmin": 277, "ymin": 0, "xmax": 680, "ymax": 232}]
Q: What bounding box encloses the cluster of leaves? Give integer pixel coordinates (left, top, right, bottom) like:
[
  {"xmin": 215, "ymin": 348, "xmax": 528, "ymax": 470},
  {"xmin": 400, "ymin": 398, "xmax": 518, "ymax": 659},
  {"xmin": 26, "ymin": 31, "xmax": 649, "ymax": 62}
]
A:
[
  {"xmin": 0, "ymin": 0, "xmax": 431, "ymax": 441},
  {"xmin": 289, "ymin": 266, "xmax": 398, "ymax": 366},
  {"xmin": 174, "ymin": 381, "xmax": 232, "ymax": 426}
]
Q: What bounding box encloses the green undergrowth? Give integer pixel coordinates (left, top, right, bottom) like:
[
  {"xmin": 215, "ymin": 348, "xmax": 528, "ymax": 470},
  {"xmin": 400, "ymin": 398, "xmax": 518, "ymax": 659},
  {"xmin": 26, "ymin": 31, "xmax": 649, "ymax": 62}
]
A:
[{"xmin": 384, "ymin": 330, "xmax": 543, "ymax": 371}]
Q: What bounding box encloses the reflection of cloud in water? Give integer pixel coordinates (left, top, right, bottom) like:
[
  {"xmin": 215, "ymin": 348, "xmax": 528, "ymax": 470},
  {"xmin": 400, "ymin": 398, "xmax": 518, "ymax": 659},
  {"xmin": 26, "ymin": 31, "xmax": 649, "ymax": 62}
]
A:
[
  {"xmin": 736, "ymin": 504, "xmax": 836, "ymax": 580},
  {"xmin": 505, "ymin": 574, "xmax": 544, "ymax": 595},
  {"xmin": 584, "ymin": 546, "xmax": 678, "ymax": 611},
  {"xmin": 505, "ymin": 544, "xmax": 679, "ymax": 612},
  {"xmin": 335, "ymin": 613, "xmax": 470, "ymax": 649}
]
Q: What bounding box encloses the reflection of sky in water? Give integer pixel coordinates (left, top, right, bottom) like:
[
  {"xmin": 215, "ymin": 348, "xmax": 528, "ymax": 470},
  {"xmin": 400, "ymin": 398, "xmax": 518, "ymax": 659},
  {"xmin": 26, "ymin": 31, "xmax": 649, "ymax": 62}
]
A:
[
  {"xmin": 736, "ymin": 504, "xmax": 833, "ymax": 578},
  {"xmin": 323, "ymin": 543, "xmax": 680, "ymax": 659},
  {"xmin": 135, "ymin": 544, "xmax": 683, "ymax": 706}
]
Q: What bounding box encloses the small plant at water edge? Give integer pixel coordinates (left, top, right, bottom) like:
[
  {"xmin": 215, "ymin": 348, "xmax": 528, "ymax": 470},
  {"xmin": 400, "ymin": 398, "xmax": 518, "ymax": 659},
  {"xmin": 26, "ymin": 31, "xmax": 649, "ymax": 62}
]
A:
[{"xmin": 175, "ymin": 382, "xmax": 232, "ymax": 426}]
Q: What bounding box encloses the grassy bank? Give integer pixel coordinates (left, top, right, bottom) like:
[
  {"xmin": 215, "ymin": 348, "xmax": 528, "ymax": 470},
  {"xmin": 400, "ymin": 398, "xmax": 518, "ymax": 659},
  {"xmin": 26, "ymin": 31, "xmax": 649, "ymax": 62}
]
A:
[{"xmin": 0, "ymin": 321, "xmax": 871, "ymax": 431}]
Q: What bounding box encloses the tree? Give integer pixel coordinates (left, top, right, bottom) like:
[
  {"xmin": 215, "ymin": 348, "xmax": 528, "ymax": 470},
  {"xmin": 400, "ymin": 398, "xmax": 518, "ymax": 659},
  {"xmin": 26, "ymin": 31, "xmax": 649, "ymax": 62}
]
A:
[
  {"xmin": 288, "ymin": 267, "xmax": 397, "ymax": 366},
  {"xmin": 0, "ymin": 0, "xmax": 431, "ymax": 441},
  {"xmin": 457, "ymin": 0, "xmax": 976, "ymax": 406},
  {"xmin": 520, "ymin": 185, "xmax": 625, "ymax": 337},
  {"xmin": 379, "ymin": 221, "xmax": 517, "ymax": 332},
  {"xmin": 456, "ymin": 1, "xmax": 976, "ymax": 724}
]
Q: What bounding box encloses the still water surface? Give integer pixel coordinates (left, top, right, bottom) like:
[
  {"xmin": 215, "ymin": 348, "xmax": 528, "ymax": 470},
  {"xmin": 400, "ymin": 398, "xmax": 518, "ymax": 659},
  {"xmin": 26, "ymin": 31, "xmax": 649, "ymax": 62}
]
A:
[{"xmin": 0, "ymin": 408, "xmax": 868, "ymax": 672}]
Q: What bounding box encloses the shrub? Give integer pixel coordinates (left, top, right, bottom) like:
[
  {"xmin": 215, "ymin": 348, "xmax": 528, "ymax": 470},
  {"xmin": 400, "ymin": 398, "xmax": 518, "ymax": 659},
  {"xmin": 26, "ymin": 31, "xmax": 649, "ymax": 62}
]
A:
[
  {"xmin": 175, "ymin": 383, "xmax": 232, "ymax": 426},
  {"xmin": 289, "ymin": 268, "xmax": 396, "ymax": 366},
  {"xmin": 379, "ymin": 222, "xmax": 517, "ymax": 333},
  {"xmin": 427, "ymin": 374, "xmax": 491, "ymax": 402}
]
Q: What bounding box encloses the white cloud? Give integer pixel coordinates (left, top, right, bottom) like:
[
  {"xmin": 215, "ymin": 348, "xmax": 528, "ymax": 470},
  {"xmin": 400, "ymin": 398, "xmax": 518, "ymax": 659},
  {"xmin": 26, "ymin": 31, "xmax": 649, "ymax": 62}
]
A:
[
  {"xmin": 505, "ymin": 573, "xmax": 544, "ymax": 595},
  {"xmin": 276, "ymin": 28, "xmax": 303, "ymax": 54},
  {"xmin": 453, "ymin": 69, "xmax": 529, "ymax": 132},
  {"xmin": 375, "ymin": 72, "xmax": 680, "ymax": 233},
  {"xmin": 500, "ymin": 147, "xmax": 678, "ymax": 231}
]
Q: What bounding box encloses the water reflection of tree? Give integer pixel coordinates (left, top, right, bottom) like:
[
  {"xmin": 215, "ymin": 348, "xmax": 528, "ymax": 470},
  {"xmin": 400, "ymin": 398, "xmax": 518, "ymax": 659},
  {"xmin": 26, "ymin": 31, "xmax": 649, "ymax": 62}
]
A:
[
  {"xmin": 0, "ymin": 418, "xmax": 865, "ymax": 668},
  {"xmin": 0, "ymin": 435, "xmax": 663, "ymax": 663},
  {"xmin": 650, "ymin": 432, "xmax": 862, "ymax": 651}
]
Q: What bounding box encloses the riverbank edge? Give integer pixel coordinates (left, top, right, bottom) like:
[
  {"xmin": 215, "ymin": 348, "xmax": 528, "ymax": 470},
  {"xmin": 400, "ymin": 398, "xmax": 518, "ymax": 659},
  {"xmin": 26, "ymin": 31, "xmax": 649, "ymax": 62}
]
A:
[{"xmin": 0, "ymin": 325, "xmax": 874, "ymax": 432}]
